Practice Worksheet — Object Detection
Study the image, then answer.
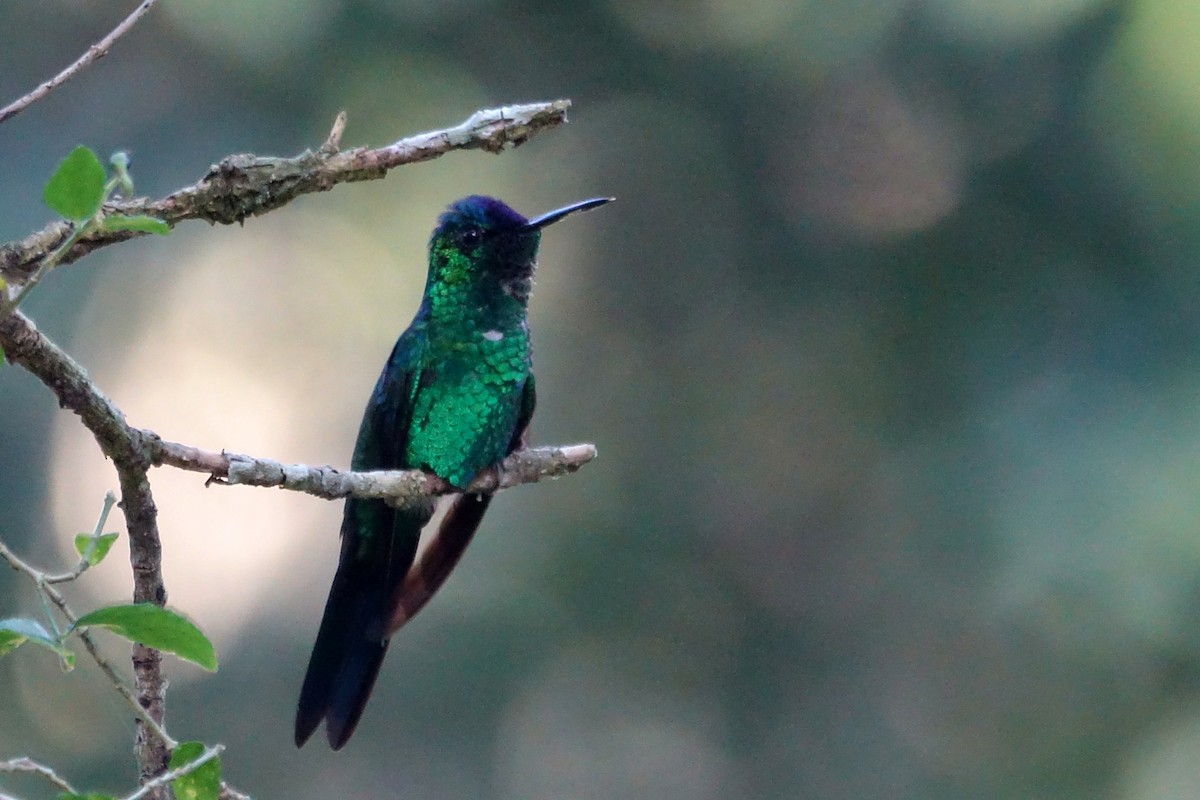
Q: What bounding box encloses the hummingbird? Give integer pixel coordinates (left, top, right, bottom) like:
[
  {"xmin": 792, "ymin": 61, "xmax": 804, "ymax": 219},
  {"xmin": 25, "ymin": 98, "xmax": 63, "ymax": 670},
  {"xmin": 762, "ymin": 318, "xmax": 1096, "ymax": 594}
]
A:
[{"xmin": 294, "ymin": 194, "xmax": 612, "ymax": 749}]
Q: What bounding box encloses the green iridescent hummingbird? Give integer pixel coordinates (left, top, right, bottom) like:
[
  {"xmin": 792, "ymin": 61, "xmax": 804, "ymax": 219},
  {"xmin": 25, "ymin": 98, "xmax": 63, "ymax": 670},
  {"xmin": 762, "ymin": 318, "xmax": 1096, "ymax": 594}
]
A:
[{"xmin": 295, "ymin": 195, "xmax": 612, "ymax": 749}]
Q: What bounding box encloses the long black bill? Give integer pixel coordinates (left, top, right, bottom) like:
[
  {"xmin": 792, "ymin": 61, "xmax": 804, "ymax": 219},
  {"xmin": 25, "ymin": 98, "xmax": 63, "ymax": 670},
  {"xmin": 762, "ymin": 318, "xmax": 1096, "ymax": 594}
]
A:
[{"xmin": 523, "ymin": 197, "xmax": 614, "ymax": 231}]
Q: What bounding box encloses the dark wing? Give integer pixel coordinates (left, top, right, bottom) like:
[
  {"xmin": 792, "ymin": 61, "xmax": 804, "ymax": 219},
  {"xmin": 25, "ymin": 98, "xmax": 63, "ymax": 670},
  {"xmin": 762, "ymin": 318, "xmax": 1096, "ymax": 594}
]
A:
[
  {"xmin": 357, "ymin": 323, "xmax": 428, "ymax": 472},
  {"xmin": 296, "ymin": 324, "xmax": 435, "ymax": 749}
]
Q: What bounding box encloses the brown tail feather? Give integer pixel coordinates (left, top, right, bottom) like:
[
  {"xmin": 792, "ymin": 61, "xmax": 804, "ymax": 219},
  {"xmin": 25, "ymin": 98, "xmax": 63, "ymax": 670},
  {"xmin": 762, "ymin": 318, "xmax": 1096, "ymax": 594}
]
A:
[{"xmin": 389, "ymin": 492, "xmax": 492, "ymax": 634}]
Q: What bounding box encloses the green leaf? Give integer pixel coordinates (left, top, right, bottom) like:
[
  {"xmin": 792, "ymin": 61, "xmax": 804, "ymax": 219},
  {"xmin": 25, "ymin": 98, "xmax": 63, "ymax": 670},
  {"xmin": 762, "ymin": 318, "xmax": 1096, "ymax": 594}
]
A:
[
  {"xmin": 73, "ymin": 604, "xmax": 217, "ymax": 671},
  {"xmin": 0, "ymin": 617, "xmax": 76, "ymax": 666},
  {"xmin": 169, "ymin": 742, "xmax": 221, "ymax": 800},
  {"xmin": 73, "ymin": 531, "xmax": 119, "ymax": 566},
  {"xmin": 101, "ymin": 214, "xmax": 170, "ymax": 235},
  {"xmin": 57, "ymin": 793, "xmax": 117, "ymax": 800},
  {"xmin": 44, "ymin": 146, "xmax": 107, "ymax": 221},
  {"xmin": 0, "ymin": 617, "xmax": 49, "ymax": 656}
]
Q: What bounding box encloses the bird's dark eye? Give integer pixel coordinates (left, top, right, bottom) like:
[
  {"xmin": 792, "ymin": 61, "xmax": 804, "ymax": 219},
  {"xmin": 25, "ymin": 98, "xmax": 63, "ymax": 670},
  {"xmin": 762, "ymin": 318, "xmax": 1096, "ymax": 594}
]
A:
[{"xmin": 458, "ymin": 227, "xmax": 483, "ymax": 248}]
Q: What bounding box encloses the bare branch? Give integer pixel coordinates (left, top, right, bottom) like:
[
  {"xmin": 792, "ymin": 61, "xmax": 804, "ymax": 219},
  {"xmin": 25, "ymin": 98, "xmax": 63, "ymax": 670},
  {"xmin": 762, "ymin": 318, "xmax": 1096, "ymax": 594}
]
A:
[
  {"xmin": 151, "ymin": 437, "xmax": 597, "ymax": 503},
  {"xmin": 0, "ymin": 100, "xmax": 572, "ymax": 285},
  {"xmin": 0, "ymin": 1, "xmax": 160, "ymax": 125},
  {"xmin": 123, "ymin": 465, "xmax": 171, "ymax": 792}
]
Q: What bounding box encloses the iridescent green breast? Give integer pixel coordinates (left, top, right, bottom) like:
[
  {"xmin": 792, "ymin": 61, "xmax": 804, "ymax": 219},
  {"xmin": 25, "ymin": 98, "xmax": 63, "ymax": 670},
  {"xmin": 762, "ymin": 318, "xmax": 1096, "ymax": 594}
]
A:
[{"xmin": 405, "ymin": 313, "xmax": 531, "ymax": 488}]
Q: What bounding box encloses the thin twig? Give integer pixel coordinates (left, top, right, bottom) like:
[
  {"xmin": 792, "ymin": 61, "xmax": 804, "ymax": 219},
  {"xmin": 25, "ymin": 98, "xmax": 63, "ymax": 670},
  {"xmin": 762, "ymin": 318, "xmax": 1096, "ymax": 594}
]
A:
[
  {"xmin": 122, "ymin": 745, "xmax": 223, "ymax": 800},
  {"xmin": 320, "ymin": 110, "xmax": 347, "ymax": 154},
  {"xmin": 0, "ymin": 539, "xmax": 179, "ymax": 750},
  {"xmin": 0, "ymin": 100, "xmax": 572, "ymax": 284},
  {"xmin": 218, "ymin": 783, "xmax": 253, "ymax": 800},
  {"xmin": 0, "ymin": 0, "xmax": 160, "ymax": 125},
  {"xmin": 0, "ymin": 757, "xmax": 78, "ymax": 794},
  {"xmin": 46, "ymin": 490, "xmax": 118, "ymax": 584}
]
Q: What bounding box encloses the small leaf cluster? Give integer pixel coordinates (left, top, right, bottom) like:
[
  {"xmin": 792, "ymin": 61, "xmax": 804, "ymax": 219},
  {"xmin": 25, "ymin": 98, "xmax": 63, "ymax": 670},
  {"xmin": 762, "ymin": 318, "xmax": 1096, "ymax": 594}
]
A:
[
  {"xmin": 1, "ymin": 516, "xmax": 223, "ymax": 798},
  {"xmin": 1, "ymin": 146, "xmax": 170, "ymax": 366},
  {"xmin": 43, "ymin": 145, "xmax": 169, "ymax": 234},
  {"xmin": 0, "ymin": 530, "xmax": 217, "ymax": 671}
]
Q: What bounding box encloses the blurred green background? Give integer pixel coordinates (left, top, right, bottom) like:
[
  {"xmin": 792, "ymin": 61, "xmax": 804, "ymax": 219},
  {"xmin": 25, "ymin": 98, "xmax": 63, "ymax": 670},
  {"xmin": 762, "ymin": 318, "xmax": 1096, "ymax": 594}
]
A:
[{"xmin": 5, "ymin": 0, "xmax": 1200, "ymax": 798}]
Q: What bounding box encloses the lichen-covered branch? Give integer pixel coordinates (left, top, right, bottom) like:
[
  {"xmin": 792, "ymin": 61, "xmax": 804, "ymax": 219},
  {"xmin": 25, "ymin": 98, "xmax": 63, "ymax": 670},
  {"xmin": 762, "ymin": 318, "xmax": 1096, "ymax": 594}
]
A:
[
  {"xmin": 151, "ymin": 437, "xmax": 597, "ymax": 504},
  {"xmin": 0, "ymin": 100, "xmax": 571, "ymax": 284}
]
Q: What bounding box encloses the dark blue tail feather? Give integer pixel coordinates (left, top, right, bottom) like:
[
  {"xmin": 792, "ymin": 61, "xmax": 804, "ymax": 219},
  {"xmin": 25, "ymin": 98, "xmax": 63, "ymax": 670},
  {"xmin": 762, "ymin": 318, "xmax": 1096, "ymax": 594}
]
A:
[{"xmin": 295, "ymin": 500, "xmax": 428, "ymax": 749}]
